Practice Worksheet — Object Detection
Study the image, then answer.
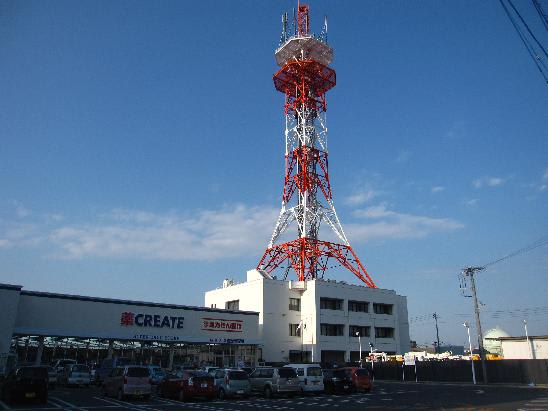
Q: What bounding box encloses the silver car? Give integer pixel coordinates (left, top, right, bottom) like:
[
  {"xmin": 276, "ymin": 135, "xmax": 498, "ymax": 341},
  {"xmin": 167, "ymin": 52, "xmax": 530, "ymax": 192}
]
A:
[
  {"xmin": 103, "ymin": 366, "xmax": 151, "ymax": 400},
  {"xmin": 249, "ymin": 367, "xmax": 299, "ymax": 398},
  {"xmin": 213, "ymin": 369, "xmax": 251, "ymax": 399}
]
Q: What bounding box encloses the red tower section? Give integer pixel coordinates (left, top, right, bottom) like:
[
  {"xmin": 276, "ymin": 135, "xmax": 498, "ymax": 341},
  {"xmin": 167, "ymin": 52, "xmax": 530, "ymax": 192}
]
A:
[{"xmin": 257, "ymin": 5, "xmax": 377, "ymax": 288}]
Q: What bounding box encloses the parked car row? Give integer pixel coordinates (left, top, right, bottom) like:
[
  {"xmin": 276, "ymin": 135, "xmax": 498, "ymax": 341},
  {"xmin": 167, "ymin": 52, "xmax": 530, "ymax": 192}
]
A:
[
  {"xmin": 1, "ymin": 362, "xmax": 371, "ymax": 405},
  {"xmin": 323, "ymin": 368, "xmax": 364, "ymax": 394},
  {"xmin": 103, "ymin": 364, "xmax": 371, "ymax": 402}
]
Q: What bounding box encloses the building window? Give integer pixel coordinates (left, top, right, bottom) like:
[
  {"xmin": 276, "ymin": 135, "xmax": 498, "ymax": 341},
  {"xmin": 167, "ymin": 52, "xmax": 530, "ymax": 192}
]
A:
[
  {"xmin": 349, "ymin": 325, "xmax": 371, "ymax": 337},
  {"xmin": 348, "ymin": 300, "xmax": 369, "ymax": 313},
  {"xmin": 320, "ymin": 298, "xmax": 343, "ymax": 310},
  {"xmin": 289, "ymin": 298, "xmax": 301, "ymax": 311},
  {"xmin": 320, "ymin": 323, "xmax": 344, "ymax": 336},
  {"xmin": 289, "ymin": 351, "xmax": 311, "ymax": 363},
  {"xmin": 225, "ymin": 300, "xmax": 239, "ymax": 310},
  {"xmin": 373, "ymin": 303, "xmax": 393, "ymax": 315},
  {"xmin": 375, "ymin": 327, "xmax": 395, "ymax": 338},
  {"xmin": 289, "ymin": 323, "xmax": 301, "ymax": 337}
]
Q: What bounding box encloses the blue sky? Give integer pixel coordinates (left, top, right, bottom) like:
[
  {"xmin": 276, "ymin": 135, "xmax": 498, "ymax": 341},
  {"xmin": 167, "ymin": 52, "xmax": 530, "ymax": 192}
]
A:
[{"xmin": 1, "ymin": 0, "xmax": 547, "ymax": 347}]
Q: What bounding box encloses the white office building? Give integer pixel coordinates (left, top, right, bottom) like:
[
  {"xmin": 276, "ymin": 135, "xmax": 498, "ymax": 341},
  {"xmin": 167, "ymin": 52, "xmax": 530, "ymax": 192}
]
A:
[{"xmin": 205, "ymin": 269, "xmax": 411, "ymax": 364}]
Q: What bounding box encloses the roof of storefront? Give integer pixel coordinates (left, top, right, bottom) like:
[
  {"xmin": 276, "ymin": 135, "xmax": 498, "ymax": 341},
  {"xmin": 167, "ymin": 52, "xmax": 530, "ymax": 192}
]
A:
[
  {"xmin": 0, "ymin": 283, "xmax": 23, "ymax": 291},
  {"xmin": 14, "ymin": 287, "xmax": 259, "ymax": 316}
]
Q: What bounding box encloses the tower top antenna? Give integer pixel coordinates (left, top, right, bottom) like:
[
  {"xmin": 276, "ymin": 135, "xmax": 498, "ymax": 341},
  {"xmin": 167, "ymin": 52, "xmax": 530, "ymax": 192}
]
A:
[
  {"xmin": 297, "ymin": 3, "xmax": 310, "ymax": 36},
  {"xmin": 275, "ymin": 4, "xmax": 332, "ymax": 67}
]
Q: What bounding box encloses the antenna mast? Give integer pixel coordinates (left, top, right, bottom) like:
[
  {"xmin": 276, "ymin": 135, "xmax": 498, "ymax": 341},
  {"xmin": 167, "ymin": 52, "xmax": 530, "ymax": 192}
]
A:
[{"xmin": 258, "ymin": 4, "xmax": 377, "ymax": 287}]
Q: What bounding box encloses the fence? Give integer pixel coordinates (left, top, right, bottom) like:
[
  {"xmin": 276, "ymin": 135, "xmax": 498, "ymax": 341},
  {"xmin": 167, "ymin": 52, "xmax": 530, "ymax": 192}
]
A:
[{"xmin": 366, "ymin": 359, "xmax": 548, "ymax": 384}]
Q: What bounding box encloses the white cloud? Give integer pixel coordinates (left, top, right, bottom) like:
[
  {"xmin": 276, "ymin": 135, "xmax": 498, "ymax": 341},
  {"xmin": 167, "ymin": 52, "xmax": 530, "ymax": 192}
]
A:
[
  {"xmin": 395, "ymin": 150, "xmax": 412, "ymax": 164},
  {"xmin": 353, "ymin": 204, "xmax": 394, "ymax": 219},
  {"xmin": 431, "ymin": 186, "xmax": 445, "ymax": 193},
  {"xmin": 44, "ymin": 213, "xmax": 64, "ymax": 222},
  {"xmin": 444, "ymin": 122, "xmax": 466, "ymax": 141},
  {"xmin": 472, "ymin": 176, "xmax": 506, "ymax": 189},
  {"xmin": 9, "ymin": 200, "xmax": 31, "ymax": 218},
  {"xmin": 0, "ymin": 201, "xmax": 463, "ymax": 259},
  {"xmin": 343, "ymin": 189, "xmax": 380, "ymax": 206},
  {"xmin": 464, "ymin": 199, "xmax": 479, "ymax": 208},
  {"xmin": 348, "ymin": 204, "xmax": 463, "ymax": 242},
  {"xmin": 49, "ymin": 205, "xmax": 278, "ymax": 261},
  {"xmin": 527, "ymin": 169, "xmax": 548, "ymax": 194},
  {"xmin": 0, "ymin": 223, "xmax": 43, "ymax": 249}
]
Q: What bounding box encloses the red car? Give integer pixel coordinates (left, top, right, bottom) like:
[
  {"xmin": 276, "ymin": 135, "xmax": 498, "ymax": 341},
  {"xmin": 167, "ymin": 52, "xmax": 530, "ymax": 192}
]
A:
[
  {"xmin": 343, "ymin": 367, "xmax": 372, "ymax": 392},
  {"xmin": 157, "ymin": 370, "xmax": 216, "ymax": 401}
]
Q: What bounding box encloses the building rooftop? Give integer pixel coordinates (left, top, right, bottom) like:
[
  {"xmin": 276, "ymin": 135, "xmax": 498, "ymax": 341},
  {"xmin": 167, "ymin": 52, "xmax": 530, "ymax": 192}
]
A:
[{"xmin": 3, "ymin": 282, "xmax": 259, "ymax": 316}]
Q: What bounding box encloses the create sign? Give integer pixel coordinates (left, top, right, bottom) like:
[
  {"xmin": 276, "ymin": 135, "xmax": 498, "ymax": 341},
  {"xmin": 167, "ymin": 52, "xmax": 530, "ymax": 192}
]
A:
[
  {"xmin": 202, "ymin": 318, "xmax": 243, "ymax": 333},
  {"xmin": 120, "ymin": 312, "xmax": 184, "ymax": 329}
]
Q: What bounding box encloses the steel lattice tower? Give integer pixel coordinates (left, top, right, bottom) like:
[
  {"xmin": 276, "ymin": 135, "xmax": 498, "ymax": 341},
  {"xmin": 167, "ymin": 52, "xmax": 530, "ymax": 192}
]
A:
[{"xmin": 257, "ymin": 4, "xmax": 377, "ymax": 288}]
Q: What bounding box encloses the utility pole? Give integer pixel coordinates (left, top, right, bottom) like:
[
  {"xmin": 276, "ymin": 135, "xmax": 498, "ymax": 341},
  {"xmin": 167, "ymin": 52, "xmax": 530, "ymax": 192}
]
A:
[
  {"xmin": 463, "ymin": 267, "xmax": 488, "ymax": 383},
  {"xmin": 459, "ymin": 237, "xmax": 548, "ymax": 384},
  {"xmin": 433, "ymin": 313, "xmax": 441, "ymax": 354}
]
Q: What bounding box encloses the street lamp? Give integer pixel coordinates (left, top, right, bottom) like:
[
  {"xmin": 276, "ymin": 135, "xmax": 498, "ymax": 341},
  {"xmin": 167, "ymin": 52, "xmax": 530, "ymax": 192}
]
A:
[
  {"xmin": 297, "ymin": 320, "xmax": 305, "ymax": 362},
  {"xmin": 463, "ymin": 322, "xmax": 476, "ymax": 385},
  {"xmin": 369, "ymin": 342, "xmax": 375, "ymax": 381},
  {"xmin": 355, "ymin": 331, "xmax": 362, "ymax": 366},
  {"xmin": 523, "ymin": 320, "xmax": 533, "ymax": 359}
]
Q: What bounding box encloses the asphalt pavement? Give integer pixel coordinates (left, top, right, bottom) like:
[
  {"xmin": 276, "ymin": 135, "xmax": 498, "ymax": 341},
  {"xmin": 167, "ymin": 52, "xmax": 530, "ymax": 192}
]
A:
[{"xmin": 1, "ymin": 381, "xmax": 547, "ymax": 411}]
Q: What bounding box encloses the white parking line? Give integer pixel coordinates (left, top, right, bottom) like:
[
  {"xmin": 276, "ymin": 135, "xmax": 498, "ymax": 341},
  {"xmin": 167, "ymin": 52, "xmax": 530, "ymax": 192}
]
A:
[
  {"xmin": 15, "ymin": 408, "xmax": 60, "ymax": 411},
  {"xmin": 109, "ymin": 398, "xmax": 162, "ymax": 411},
  {"xmin": 93, "ymin": 397, "xmax": 138, "ymax": 410},
  {"xmin": 50, "ymin": 397, "xmax": 87, "ymax": 411},
  {"xmin": 48, "ymin": 397, "xmax": 63, "ymax": 409},
  {"xmin": 149, "ymin": 399, "xmax": 181, "ymax": 407},
  {"xmin": 0, "ymin": 400, "xmax": 12, "ymax": 411},
  {"xmin": 118, "ymin": 400, "xmax": 161, "ymax": 411}
]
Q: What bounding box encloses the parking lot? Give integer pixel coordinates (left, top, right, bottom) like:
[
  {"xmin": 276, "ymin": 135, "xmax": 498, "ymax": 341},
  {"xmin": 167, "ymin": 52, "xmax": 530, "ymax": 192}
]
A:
[{"xmin": 1, "ymin": 382, "xmax": 547, "ymax": 411}]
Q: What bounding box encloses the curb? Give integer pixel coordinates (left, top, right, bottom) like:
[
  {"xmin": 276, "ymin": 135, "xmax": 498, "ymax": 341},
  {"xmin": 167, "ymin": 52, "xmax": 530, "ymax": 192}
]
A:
[{"xmin": 374, "ymin": 380, "xmax": 548, "ymax": 389}]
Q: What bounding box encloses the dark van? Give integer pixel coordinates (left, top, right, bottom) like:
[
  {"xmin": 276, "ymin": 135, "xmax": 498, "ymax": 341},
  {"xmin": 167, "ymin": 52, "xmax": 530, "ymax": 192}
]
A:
[{"xmin": 1, "ymin": 366, "xmax": 48, "ymax": 404}]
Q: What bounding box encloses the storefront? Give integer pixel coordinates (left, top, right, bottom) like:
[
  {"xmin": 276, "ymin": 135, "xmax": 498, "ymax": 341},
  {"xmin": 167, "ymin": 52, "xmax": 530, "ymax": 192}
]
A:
[{"xmin": 0, "ymin": 283, "xmax": 261, "ymax": 369}]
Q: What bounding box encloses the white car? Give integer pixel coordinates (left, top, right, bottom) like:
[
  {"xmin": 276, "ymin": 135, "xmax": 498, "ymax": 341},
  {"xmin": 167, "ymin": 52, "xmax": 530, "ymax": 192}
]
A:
[
  {"xmin": 202, "ymin": 366, "xmax": 219, "ymax": 375},
  {"xmin": 52, "ymin": 358, "xmax": 76, "ymax": 374},
  {"xmin": 60, "ymin": 364, "xmax": 91, "ymax": 386},
  {"xmin": 284, "ymin": 364, "xmax": 324, "ymax": 393},
  {"xmin": 103, "ymin": 366, "xmax": 152, "ymax": 400}
]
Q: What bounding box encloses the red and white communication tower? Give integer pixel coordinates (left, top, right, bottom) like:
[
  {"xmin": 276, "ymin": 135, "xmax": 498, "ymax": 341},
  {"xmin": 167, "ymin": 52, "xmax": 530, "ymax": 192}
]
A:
[{"xmin": 257, "ymin": 4, "xmax": 377, "ymax": 288}]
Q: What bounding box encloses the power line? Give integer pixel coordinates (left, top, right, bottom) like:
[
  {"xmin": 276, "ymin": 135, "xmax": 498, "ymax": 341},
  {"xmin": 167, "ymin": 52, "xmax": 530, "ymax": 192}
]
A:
[
  {"xmin": 507, "ymin": 0, "xmax": 548, "ymax": 59},
  {"xmin": 498, "ymin": 0, "xmax": 548, "ymax": 84},
  {"xmin": 482, "ymin": 235, "xmax": 548, "ymax": 269},
  {"xmin": 412, "ymin": 304, "xmax": 548, "ymax": 323},
  {"xmin": 532, "ymin": 0, "xmax": 548, "ymax": 31}
]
